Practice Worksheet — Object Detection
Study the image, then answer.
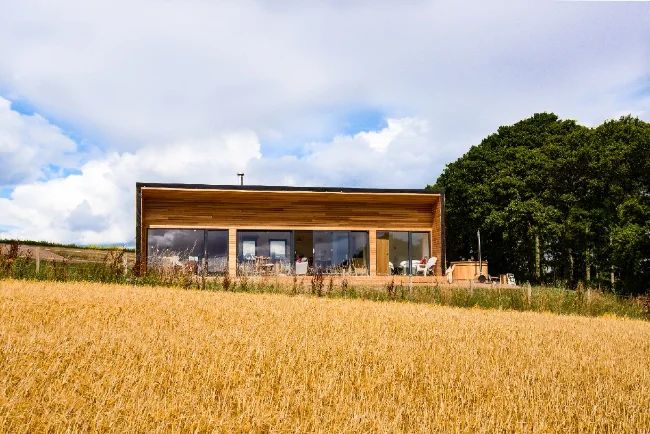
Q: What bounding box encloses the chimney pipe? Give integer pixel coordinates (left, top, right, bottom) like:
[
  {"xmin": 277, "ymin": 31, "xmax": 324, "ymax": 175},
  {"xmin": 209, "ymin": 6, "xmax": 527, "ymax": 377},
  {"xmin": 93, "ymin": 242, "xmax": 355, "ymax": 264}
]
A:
[{"xmin": 237, "ymin": 172, "xmax": 244, "ymax": 185}]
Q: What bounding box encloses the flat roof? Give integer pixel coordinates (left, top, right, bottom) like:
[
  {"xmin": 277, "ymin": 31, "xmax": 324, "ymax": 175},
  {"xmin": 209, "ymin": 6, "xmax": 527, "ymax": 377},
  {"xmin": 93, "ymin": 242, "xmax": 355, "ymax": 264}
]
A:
[{"xmin": 136, "ymin": 182, "xmax": 443, "ymax": 195}]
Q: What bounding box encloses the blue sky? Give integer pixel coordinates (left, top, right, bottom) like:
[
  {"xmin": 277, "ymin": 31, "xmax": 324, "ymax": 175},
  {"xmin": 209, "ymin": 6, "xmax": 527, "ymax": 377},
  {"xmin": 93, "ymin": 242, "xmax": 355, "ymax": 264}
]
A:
[{"xmin": 0, "ymin": 0, "xmax": 649, "ymax": 244}]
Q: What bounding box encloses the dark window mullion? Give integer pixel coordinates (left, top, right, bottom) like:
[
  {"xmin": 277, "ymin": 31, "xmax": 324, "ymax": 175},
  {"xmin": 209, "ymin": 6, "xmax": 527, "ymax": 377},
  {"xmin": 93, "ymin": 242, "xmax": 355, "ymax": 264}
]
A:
[
  {"xmin": 203, "ymin": 230, "xmax": 208, "ymax": 263},
  {"xmin": 291, "ymin": 231, "xmax": 295, "ymax": 273},
  {"xmin": 347, "ymin": 231, "xmax": 352, "ymax": 274}
]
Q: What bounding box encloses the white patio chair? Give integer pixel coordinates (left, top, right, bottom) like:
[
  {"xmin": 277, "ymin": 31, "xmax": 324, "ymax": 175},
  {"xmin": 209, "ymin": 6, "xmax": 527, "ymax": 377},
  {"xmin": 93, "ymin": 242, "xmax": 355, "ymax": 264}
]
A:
[
  {"xmin": 399, "ymin": 259, "xmax": 423, "ymax": 275},
  {"xmin": 416, "ymin": 257, "xmax": 437, "ymax": 276},
  {"xmin": 295, "ymin": 260, "xmax": 308, "ymax": 275}
]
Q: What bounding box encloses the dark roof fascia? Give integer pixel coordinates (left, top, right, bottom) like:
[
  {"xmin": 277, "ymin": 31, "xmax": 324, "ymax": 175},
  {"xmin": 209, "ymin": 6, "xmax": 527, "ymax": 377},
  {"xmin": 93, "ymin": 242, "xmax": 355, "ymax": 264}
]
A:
[{"xmin": 136, "ymin": 182, "xmax": 444, "ymax": 195}]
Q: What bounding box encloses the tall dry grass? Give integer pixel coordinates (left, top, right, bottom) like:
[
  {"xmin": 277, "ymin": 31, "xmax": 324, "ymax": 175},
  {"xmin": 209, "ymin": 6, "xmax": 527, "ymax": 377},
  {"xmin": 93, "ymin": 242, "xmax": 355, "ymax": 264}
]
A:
[{"xmin": 1, "ymin": 280, "xmax": 649, "ymax": 433}]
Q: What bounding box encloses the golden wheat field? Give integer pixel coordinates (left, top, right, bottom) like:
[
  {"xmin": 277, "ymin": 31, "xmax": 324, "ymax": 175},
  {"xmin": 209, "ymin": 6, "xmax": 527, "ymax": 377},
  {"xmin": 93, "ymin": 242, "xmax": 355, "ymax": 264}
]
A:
[{"xmin": 1, "ymin": 280, "xmax": 649, "ymax": 433}]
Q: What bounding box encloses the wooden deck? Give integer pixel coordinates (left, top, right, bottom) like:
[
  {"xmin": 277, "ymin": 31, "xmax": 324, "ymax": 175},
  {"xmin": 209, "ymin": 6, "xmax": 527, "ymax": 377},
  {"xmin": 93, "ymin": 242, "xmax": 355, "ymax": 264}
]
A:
[{"xmin": 236, "ymin": 274, "xmax": 449, "ymax": 286}]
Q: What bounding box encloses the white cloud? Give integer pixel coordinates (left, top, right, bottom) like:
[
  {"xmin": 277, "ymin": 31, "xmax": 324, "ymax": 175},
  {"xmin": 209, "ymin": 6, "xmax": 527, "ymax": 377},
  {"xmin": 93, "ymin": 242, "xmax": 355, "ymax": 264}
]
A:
[
  {"xmin": 0, "ymin": 96, "xmax": 78, "ymax": 187},
  {"xmin": 253, "ymin": 117, "xmax": 436, "ymax": 188},
  {"xmin": 66, "ymin": 200, "xmax": 109, "ymax": 232},
  {"xmin": 0, "ymin": 117, "xmax": 435, "ymax": 244},
  {"xmin": 0, "ymin": 0, "xmax": 648, "ymax": 151},
  {"xmin": 0, "ymin": 0, "xmax": 649, "ymax": 243},
  {"xmin": 0, "ymin": 131, "xmax": 262, "ymax": 244},
  {"xmin": 357, "ymin": 119, "xmax": 405, "ymax": 152}
]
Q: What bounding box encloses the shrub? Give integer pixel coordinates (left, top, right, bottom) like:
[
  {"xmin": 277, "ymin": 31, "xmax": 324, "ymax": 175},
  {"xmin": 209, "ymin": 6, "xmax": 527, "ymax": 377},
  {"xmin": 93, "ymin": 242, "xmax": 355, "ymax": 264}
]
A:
[{"xmin": 311, "ymin": 267, "xmax": 324, "ymax": 297}]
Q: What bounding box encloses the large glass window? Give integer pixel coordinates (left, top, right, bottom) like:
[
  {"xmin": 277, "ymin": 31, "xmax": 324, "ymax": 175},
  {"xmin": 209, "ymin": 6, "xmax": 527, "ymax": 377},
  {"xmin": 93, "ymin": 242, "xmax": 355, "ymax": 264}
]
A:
[
  {"xmin": 147, "ymin": 229, "xmax": 204, "ymax": 273},
  {"xmin": 349, "ymin": 231, "xmax": 369, "ymax": 275},
  {"xmin": 235, "ymin": 230, "xmax": 369, "ymax": 276},
  {"xmin": 237, "ymin": 231, "xmax": 292, "ymax": 276},
  {"xmin": 377, "ymin": 231, "xmax": 431, "ymax": 275},
  {"xmin": 242, "ymin": 240, "xmax": 256, "ymax": 257},
  {"xmin": 206, "ymin": 230, "xmax": 228, "ymax": 275},
  {"xmin": 312, "ymin": 231, "xmax": 369, "ymax": 275},
  {"xmin": 147, "ymin": 229, "xmax": 228, "ymax": 275},
  {"xmin": 410, "ymin": 232, "xmax": 431, "ymax": 275},
  {"xmin": 314, "ymin": 231, "xmax": 349, "ymax": 273}
]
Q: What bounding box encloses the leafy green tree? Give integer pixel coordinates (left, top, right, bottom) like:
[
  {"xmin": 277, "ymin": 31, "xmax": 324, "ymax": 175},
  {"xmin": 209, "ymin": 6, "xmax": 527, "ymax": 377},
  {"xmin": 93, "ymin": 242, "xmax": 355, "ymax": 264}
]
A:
[
  {"xmin": 591, "ymin": 116, "xmax": 650, "ymax": 294},
  {"xmin": 431, "ymin": 113, "xmax": 650, "ymax": 294}
]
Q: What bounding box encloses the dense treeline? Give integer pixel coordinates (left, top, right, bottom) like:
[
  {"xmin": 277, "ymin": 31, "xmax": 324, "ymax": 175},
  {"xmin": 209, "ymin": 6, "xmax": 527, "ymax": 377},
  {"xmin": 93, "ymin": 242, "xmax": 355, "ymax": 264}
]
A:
[{"xmin": 431, "ymin": 113, "xmax": 650, "ymax": 295}]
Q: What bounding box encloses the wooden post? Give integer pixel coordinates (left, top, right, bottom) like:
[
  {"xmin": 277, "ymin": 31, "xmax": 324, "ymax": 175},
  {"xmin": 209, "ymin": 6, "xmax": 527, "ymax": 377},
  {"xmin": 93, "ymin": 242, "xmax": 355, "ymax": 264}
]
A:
[
  {"xmin": 35, "ymin": 247, "xmax": 40, "ymax": 274},
  {"xmin": 228, "ymin": 228, "xmax": 237, "ymax": 278},
  {"xmin": 369, "ymin": 230, "xmax": 377, "ymax": 277},
  {"xmin": 526, "ymin": 282, "xmax": 532, "ymax": 306}
]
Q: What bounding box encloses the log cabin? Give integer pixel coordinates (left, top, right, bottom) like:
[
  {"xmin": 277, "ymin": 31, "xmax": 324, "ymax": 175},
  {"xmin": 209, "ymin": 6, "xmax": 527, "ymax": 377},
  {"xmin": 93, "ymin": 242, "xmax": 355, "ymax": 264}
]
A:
[{"xmin": 136, "ymin": 183, "xmax": 446, "ymax": 284}]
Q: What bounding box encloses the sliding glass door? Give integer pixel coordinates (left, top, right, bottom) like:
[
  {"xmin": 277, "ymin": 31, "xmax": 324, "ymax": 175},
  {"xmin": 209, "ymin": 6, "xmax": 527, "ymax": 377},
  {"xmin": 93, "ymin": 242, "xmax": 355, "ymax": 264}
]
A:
[{"xmin": 376, "ymin": 231, "xmax": 431, "ymax": 275}]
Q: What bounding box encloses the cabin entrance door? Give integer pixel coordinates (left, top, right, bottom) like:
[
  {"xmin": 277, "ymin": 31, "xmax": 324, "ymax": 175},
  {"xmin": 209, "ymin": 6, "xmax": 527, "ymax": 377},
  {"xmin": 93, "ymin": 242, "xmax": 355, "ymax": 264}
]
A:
[{"xmin": 376, "ymin": 237, "xmax": 389, "ymax": 275}]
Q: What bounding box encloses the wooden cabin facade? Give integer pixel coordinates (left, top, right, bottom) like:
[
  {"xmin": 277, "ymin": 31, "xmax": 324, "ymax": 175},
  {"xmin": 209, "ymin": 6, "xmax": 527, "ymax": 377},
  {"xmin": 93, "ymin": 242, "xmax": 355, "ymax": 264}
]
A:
[{"xmin": 136, "ymin": 183, "xmax": 445, "ymax": 282}]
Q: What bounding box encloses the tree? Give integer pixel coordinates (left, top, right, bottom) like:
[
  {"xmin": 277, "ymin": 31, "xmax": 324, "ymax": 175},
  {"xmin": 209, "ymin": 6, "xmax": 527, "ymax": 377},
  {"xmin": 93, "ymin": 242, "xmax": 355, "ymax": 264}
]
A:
[
  {"xmin": 431, "ymin": 113, "xmax": 650, "ymax": 294},
  {"xmin": 592, "ymin": 116, "xmax": 650, "ymax": 294}
]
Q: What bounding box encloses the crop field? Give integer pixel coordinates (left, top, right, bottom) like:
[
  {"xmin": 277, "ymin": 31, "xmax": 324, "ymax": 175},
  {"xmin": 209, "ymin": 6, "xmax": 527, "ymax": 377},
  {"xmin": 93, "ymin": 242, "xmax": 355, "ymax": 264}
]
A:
[
  {"xmin": 0, "ymin": 242, "xmax": 136, "ymax": 264},
  {"xmin": 1, "ymin": 280, "xmax": 649, "ymax": 433}
]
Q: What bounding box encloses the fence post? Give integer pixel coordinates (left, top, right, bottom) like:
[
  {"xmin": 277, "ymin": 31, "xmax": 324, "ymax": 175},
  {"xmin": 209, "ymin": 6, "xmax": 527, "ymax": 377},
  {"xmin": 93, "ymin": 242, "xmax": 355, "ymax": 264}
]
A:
[
  {"xmin": 35, "ymin": 247, "xmax": 40, "ymax": 274},
  {"xmin": 526, "ymin": 282, "xmax": 532, "ymax": 306}
]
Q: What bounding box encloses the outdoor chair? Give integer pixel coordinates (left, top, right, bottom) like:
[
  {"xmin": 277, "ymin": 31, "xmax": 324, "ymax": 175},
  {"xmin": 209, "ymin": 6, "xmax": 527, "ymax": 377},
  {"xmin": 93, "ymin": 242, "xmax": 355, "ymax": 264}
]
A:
[
  {"xmin": 295, "ymin": 260, "xmax": 308, "ymax": 275},
  {"xmin": 399, "ymin": 260, "xmax": 422, "ymax": 275},
  {"xmin": 416, "ymin": 257, "xmax": 437, "ymax": 276}
]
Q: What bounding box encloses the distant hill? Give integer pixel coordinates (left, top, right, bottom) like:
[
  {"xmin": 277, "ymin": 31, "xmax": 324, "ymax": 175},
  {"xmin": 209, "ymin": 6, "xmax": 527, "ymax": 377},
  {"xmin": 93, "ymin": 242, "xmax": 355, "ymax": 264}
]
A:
[
  {"xmin": 0, "ymin": 239, "xmax": 135, "ymax": 252},
  {"xmin": 0, "ymin": 239, "xmax": 136, "ymax": 264}
]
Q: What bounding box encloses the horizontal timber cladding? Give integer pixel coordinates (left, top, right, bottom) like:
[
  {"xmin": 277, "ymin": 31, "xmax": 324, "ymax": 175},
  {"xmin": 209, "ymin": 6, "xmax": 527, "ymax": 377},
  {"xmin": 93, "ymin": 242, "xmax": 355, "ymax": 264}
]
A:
[{"xmin": 141, "ymin": 188, "xmax": 440, "ymax": 230}]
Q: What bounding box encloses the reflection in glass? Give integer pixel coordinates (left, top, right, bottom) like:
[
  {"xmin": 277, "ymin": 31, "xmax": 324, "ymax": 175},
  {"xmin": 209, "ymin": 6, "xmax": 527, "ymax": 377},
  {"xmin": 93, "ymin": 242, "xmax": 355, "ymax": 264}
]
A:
[
  {"xmin": 312, "ymin": 231, "xmax": 368, "ymax": 275},
  {"xmin": 410, "ymin": 232, "xmax": 431, "ymax": 275},
  {"xmin": 313, "ymin": 231, "xmax": 331, "ymax": 271},
  {"xmin": 376, "ymin": 231, "xmax": 429, "ymax": 275},
  {"xmin": 237, "ymin": 231, "xmax": 292, "ymax": 276},
  {"xmin": 206, "ymin": 230, "xmax": 228, "ymax": 275},
  {"xmin": 145, "ymin": 228, "xmax": 374, "ymax": 277},
  {"xmin": 242, "ymin": 240, "xmax": 256, "ymax": 258},
  {"xmin": 147, "ymin": 229, "xmax": 229, "ymax": 275},
  {"xmin": 389, "ymin": 231, "xmax": 409, "ymax": 275},
  {"xmin": 314, "ymin": 231, "xmax": 349, "ymax": 273},
  {"xmin": 270, "ymin": 240, "xmax": 287, "ymax": 260},
  {"xmin": 147, "ymin": 229, "xmax": 204, "ymax": 272},
  {"xmin": 349, "ymin": 231, "xmax": 369, "ymax": 275}
]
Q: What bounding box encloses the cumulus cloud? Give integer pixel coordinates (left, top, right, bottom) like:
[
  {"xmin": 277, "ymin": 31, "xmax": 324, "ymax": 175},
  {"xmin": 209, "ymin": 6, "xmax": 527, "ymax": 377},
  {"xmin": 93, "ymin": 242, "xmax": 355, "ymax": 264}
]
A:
[
  {"xmin": 66, "ymin": 200, "xmax": 109, "ymax": 232},
  {"xmin": 0, "ymin": 130, "xmax": 262, "ymax": 244},
  {"xmin": 0, "ymin": 0, "xmax": 648, "ymax": 152},
  {"xmin": 0, "ymin": 96, "xmax": 78, "ymax": 187},
  {"xmin": 0, "ymin": 0, "xmax": 649, "ymax": 243},
  {"xmin": 246, "ymin": 117, "xmax": 438, "ymax": 188},
  {"xmin": 0, "ymin": 115, "xmax": 436, "ymax": 244}
]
